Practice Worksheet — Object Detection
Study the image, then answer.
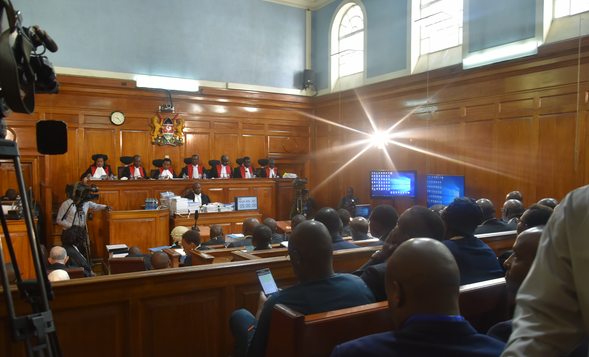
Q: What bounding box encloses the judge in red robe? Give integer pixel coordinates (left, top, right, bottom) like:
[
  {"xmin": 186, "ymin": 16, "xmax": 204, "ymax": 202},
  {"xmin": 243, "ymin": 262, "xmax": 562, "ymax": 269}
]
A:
[
  {"xmin": 80, "ymin": 155, "xmax": 112, "ymax": 180},
  {"xmin": 234, "ymin": 157, "xmax": 255, "ymax": 178},
  {"xmin": 152, "ymin": 158, "xmax": 177, "ymax": 179},
  {"xmin": 261, "ymin": 159, "xmax": 280, "ymax": 178},
  {"xmin": 121, "ymin": 155, "xmax": 148, "ymax": 179},
  {"xmin": 181, "ymin": 155, "xmax": 205, "ymax": 179},
  {"xmin": 211, "ymin": 155, "xmax": 233, "ymax": 178}
]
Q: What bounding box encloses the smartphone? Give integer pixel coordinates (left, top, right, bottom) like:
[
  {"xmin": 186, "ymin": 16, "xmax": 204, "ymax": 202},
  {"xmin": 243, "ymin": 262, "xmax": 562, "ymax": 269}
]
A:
[{"xmin": 257, "ymin": 268, "xmax": 279, "ymax": 296}]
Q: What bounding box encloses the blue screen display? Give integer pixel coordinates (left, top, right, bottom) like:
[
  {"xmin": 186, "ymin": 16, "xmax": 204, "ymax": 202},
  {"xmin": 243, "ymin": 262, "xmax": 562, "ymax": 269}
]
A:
[
  {"xmin": 370, "ymin": 171, "xmax": 416, "ymax": 198},
  {"xmin": 426, "ymin": 175, "xmax": 465, "ymax": 207}
]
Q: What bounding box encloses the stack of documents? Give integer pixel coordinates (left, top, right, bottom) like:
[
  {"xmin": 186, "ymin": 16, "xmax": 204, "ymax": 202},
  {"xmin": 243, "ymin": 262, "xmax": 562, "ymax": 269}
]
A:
[
  {"xmin": 171, "ymin": 197, "xmax": 188, "ymax": 214},
  {"xmin": 106, "ymin": 244, "xmax": 129, "ymax": 258},
  {"xmin": 225, "ymin": 234, "xmax": 245, "ymax": 244},
  {"xmin": 187, "ymin": 202, "xmax": 201, "ymax": 213},
  {"xmin": 159, "ymin": 191, "xmax": 175, "ymax": 206}
]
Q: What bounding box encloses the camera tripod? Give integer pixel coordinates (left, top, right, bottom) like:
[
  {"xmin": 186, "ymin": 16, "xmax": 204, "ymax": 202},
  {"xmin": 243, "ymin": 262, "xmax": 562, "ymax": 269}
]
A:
[
  {"xmin": 59, "ymin": 202, "xmax": 94, "ymax": 264},
  {"xmin": 0, "ymin": 138, "xmax": 62, "ymax": 356}
]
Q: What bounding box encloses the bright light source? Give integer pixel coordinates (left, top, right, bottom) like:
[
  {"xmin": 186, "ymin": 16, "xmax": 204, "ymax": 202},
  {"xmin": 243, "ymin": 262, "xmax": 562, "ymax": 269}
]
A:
[
  {"xmin": 373, "ymin": 131, "xmax": 389, "ymax": 149},
  {"xmin": 463, "ymin": 40, "xmax": 538, "ymax": 69},
  {"xmin": 135, "ymin": 75, "xmax": 200, "ymax": 92}
]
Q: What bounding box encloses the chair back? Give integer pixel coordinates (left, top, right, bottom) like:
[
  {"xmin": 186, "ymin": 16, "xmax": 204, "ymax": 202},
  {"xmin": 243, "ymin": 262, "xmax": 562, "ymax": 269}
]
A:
[
  {"xmin": 152, "ymin": 159, "xmax": 164, "ymax": 168},
  {"xmin": 109, "ymin": 257, "xmax": 146, "ymax": 274},
  {"xmin": 236, "ymin": 158, "xmax": 244, "ymax": 166},
  {"xmin": 120, "ymin": 156, "xmax": 133, "ymax": 165},
  {"xmin": 63, "ymin": 267, "xmax": 85, "ymax": 279},
  {"xmin": 208, "ymin": 160, "xmax": 220, "ymax": 167},
  {"xmin": 184, "ymin": 158, "xmax": 193, "ymax": 165},
  {"xmin": 258, "ymin": 159, "xmax": 269, "ymax": 167},
  {"xmin": 117, "ymin": 167, "xmax": 125, "ymax": 178}
]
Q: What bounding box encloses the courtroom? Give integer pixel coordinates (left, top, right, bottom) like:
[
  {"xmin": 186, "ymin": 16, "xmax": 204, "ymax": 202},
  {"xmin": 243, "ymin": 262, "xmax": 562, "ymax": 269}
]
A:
[{"xmin": 2, "ymin": 0, "xmax": 589, "ymax": 356}]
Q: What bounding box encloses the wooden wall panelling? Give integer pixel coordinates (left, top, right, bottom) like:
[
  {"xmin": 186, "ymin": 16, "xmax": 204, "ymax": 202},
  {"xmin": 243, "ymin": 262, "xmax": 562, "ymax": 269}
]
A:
[
  {"xmin": 427, "ymin": 123, "xmax": 464, "ymax": 176},
  {"xmin": 212, "ymin": 133, "xmax": 239, "ymax": 167},
  {"xmin": 120, "ymin": 130, "xmax": 152, "ymax": 173},
  {"xmin": 83, "ymin": 129, "xmax": 117, "ymax": 173},
  {"xmin": 0, "ymin": 162, "xmax": 32, "ymax": 198},
  {"xmin": 151, "ymin": 142, "xmax": 182, "ymax": 175},
  {"xmin": 252, "ymin": 186, "xmax": 274, "ymax": 221},
  {"xmin": 206, "ymin": 187, "xmax": 225, "ymax": 203},
  {"xmin": 268, "ymin": 136, "xmax": 310, "ymax": 156},
  {"xmin": 463, "ymin": 120, "xmax": 498, "ymax": 206},
  {"xmin": 0, "ymin": 220, "xmax": 34, "ymax": 279},
  {"xmin": 240, "ymin": 134, "xmax": 265, "ymax": 168},
  {"xmin": 184, "ymin": 132, "xmax": 211, "ymax": 168},
  {"xmin": 50, "ymin": 128, "xmax": 80, "ymax": 205}
]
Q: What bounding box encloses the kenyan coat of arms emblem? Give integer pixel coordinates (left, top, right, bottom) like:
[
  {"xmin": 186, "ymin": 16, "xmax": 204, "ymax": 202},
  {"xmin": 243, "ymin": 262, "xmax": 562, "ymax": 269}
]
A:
[{"xmin": 150, "ymin": 113, "xmax": 185, "ymax": 146}]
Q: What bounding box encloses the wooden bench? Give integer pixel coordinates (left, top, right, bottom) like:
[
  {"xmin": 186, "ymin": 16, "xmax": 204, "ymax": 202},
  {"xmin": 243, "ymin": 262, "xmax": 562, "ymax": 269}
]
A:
[
  {"xmin": 352, "ymin": 238, "xmax": 379, "ymax": 247},
  {"xmin": 265, "ymin": 277, "xmax": 508, "ymax": 357},
  {"xmin": 476, "ymin": 230, "xmax": 517, "ymax": 256},
  {"xmin": 162, "ymin": 248, "xmax": 182, "ymax": 268}
]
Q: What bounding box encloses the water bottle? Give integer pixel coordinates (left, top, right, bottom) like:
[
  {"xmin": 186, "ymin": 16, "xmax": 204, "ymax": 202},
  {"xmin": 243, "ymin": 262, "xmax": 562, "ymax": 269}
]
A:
[
  {"xmin": 150, "ymin": 198, "xmax": 154, "ymax": 210},
  {"xmin": 16, "ymin": 195, "xmax": 22, "ymax": 217},
  {"xmin": 145, "ymin": 198, "xmax": 149, "ymax": 210},
  {"xmin": 203, "ymin": 172, "xmax": 207, "ymax": 180}
]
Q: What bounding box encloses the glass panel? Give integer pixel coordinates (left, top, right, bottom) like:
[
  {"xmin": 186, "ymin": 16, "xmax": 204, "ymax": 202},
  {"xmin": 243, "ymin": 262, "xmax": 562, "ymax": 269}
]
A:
[
  {"xmin": 419, "ymin": 0, "xmax": 463, "ymax": 55},
  {"xmin": 339, "ymin": 32, "xmax": 364, "ymax": 76}
]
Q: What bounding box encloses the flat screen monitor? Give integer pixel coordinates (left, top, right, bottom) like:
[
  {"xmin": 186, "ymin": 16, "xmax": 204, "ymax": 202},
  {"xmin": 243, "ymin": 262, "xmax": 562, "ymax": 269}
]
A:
[
  {"xmin": 426, "ymin": 175, "xmax": 465, "ymax": 207},
  {"xmin": 370, "ymin": 171, "xmax": 417, "ymax": 198},
  {"xmin": 355, "ymin": 204, "xmax": 371, "ymax": 219}
]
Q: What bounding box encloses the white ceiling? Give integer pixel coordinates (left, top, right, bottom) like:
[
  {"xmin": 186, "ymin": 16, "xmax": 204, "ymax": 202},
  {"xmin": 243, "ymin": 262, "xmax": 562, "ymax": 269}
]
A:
[{"xmin": 264, "ymin": 0, "xmax": 337, "ymax": 11}]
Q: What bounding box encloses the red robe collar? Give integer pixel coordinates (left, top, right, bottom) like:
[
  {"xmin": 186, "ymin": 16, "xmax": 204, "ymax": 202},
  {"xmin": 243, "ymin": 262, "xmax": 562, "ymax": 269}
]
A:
[
  {"xmin": 239, "ymin": 165, "xmax": 253, "ymax": 178},
  {"xmin": 265, "ymin": 167, "xmax": 277, "ymax": 177},
  {"xmin": 187, "ymin": 164, "xmax": 203, "ymax": 178},
  {"xmin": 91, "ymin": 165, "xmax": 109, "ymax": 176},
  {"xmin": 216, "ymin": 164, "xmax": 231, "ymax": 177}
]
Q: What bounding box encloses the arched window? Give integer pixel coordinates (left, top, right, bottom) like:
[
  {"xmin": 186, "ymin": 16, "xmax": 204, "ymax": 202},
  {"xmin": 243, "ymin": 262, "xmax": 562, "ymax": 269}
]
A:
[
  {"xmin": 338, "ymin": 5, "xmax": 364, "ymax": 77},
  {"xmin": 555, "ymin": 0, "xmax": 589, "ymax": 18},
  {"xmin": 416, "ymin": 0, "xmax": 463, "ymax": 55},
  {"xmin": 330, "ymin": 1, "xmax": 366, "ymax": 90}
]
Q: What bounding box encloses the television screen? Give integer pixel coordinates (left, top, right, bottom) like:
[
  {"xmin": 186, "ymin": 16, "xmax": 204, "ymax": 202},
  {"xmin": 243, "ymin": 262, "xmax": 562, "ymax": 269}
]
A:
[
  {"xmin": 370, "ymin": 171, "xmax": 417, "ymax": 198},
  {"xmin": 426, "ymin": 175, "xmax": 465, "ymax": 207}
]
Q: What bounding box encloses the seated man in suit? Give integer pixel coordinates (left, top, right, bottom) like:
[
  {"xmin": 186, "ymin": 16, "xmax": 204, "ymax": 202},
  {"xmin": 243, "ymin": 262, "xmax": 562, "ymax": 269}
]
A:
[
  {"xmin": 332, "ymin": 238, "xmax": 505, "ymax": 357},
  {"xmin": 202, "ymin": 225, "xmax": 226, "ymax": 246},
  {"xmin": 181, "ymin": 230, "xmax": 210, "ymax": 266},
  {"xmin": 152, "ymin": 158, "xmax": 176, "ymax": 179},
  {"xmin": 356, "ymin": 206, "xmax": 446, "ymax": 301},
  {"xmin": 368, "ymin": 205, "xmax": 399, "ymax": 246},
  {"xmin": 61, "ymin": 226, "xmax": 95, "ymax": 277},
  {"xmin": 252, "ymin": 225, "xmax": 273, "ymax": 251},
  {"xmin": 181, "ymin": 155, "xmax": 205, "ymax": 179},
  {"xmin": 230, "ymin": 220, "xmax": 375, "ymax": 357},
  {"xmin": 338, "ymin": 209, "xmax": 352, "ymax": 237},
  {"xmin": 234, "ymin": 156, "xmax": 255, "ymax": 178},
  {"xmin": 337, "ymin": 187, "xmax": 360, "ymax": 217},
  {"xmin": 315, "ymin": 207, "xmax": 358, "ymax": 250},
  {"xmin": 474, "ymin": 198, "xmax": 512, "ymax": 235},
  {"xmin": 349, "ymin": 217, "xmax": 370, "ymax": 241},
  {"xmin": 262, "ymin": 218, "xmax": 284, "ymax": 244},
  {"xmin": 502, "ymin": 199, "xmax": 526, "ymax": 229},
  {"xmin": 211, "ymin": 155, "xmax": 233, "ymax": 178},
  {"xmin": 227, "ymin": 218, "xmax": 259, "ymax": 248},
  {"xmin": 183, "ymin": 183, "xmax": 211, "ymax": 205},
  {"xmin": 121, "ymin": 155, "xmax": 148, "ymax": 179},
  {"xmin": 516, "ymin": 203, "xmax": 553, "ymax": 235},
  {"xmin": 0, "ymin": 188, "xmax": 17, "ymax": 201},
  {"xmin": 260, "ymin": 159, "xmax": 280, "ymax": 178},
  {"xmin": 284, "ymin": 214, "xmax": 306, "ymax": 241},
  {"xmin": 442, "ymin": 197, "xmax": 504, "ymax": 285},
  {"xmin": 81, "ymin": 154, "xmax": 112, "ymax": 181},
  {"xmin": 127, "ymin": 246, "xmax": 152, "ymax": 271},
  {"xmin": 47, "ymin": 246, "xmax": 69, "ymax": 270},
  {"xmin": 151, "ymin": 251, "xmax": 170, "ymax": 270}
]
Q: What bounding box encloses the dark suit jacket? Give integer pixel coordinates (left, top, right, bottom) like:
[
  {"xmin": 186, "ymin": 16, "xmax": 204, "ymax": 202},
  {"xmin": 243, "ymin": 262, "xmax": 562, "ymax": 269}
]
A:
[
  {"xmin": 183, "ymin": 192, "xmax": 211, "ymax": 205},
  {"xmin": 64, "ymin": 245, "xmax": 92, "ymax": 277},
  {"xmin": 260, "ymin": 167, "xmax": 280, "ymax": 178},
  {"xmin": 202, "ymin": 237, "xmax": 226, "ymax": 246},
  {"xmin": 351, "ymin": 233, "xmax": 371, "ymax": 241},
  {"xmin": 254, "ymin": 245, "xmax": 272, "ymax": 251},
  {"xmin": 234, "ymin": 165, "xmax": 256, "ymax": 178},
  {"xmin": 360, "ymin": 262, "xmax": 388, "ymax": 302},
  {"xmin": 332, "ymin": 235, "xmax": 359, "ymax": 251},
  {"xmin": 337, "ymin": 196, "xmax": 360, "ymax": 216},
  {"xmin": 81, "ymin": 165, "xmax": 113, "ymax": 180},
  {"xmin": 332, "ymin": 319, "xmax": 506, "ymax": 357},
  {"xmin": 121, "ymin": 165, "xmax": 148, "ymax": 179},
  {"xmin": 127, "ymin": 253, "xmax": 152, "ymax": 270},
  {"xmin": 271, "ymin": 233, "xmax": 284, "ymax": 244},
  {"xmin": 474, "ymin": 218, "xmax": 513, "ymax": 235},
  {"xmin": 227, "ymin": 236, "xmax": 253, "ymax": 248}
]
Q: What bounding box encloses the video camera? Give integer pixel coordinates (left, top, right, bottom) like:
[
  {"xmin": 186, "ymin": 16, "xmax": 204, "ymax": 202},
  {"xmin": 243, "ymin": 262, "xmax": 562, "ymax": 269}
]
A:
[
  {"xmin": 292, "ymin": 177, "xmax": 308, "ymax": 189},
  {"xmin": 67, "ymin": 182, "xmax": 99, "ymax": 206}
]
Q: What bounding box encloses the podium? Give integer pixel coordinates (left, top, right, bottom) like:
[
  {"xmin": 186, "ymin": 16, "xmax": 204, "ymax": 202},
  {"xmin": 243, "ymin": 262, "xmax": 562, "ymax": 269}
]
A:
[{"xmin": 106, "ymin": 208, "xmax": 170, "ymax": 257}]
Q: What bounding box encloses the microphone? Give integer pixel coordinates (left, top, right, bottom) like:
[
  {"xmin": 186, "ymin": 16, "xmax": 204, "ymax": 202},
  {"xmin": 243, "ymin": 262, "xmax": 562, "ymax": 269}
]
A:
[{"xmin": 192, "ymin": 210, "xmax": 200, "ymax": 232}]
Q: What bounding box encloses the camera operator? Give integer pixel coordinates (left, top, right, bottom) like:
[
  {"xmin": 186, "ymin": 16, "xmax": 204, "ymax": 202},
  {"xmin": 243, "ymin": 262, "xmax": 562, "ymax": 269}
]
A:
[
  {"xmin": 56, "ymin": 183, "xmax": 112, "ymax": 229},
  {"xmin": 290, "ymin": 188, "xmax": 316, "ymax": 219}
]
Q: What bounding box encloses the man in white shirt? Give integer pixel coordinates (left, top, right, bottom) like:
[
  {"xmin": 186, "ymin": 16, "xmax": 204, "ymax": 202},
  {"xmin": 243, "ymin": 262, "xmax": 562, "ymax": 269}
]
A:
[
  {"xmin": 56, "ymin": 196, "xmax": 112, "ymax": 229},
  {"xmin": 183, "ymin": 183, "xmax": 211, "ymax": 205}
]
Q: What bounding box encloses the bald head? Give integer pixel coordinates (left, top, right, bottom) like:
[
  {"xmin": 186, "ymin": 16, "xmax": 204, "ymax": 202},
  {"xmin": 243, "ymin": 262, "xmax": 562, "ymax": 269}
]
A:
[
  {"xmin": 386, "ymin": 238, "xmax": 460, "ymax": 326},
  {"xmin": 504, "ymin": 227, "xmax": 543, "ymax": 294},
  {"xmin": 242, "ymin": 217, "xmax": 260, "ymax": 236},
  {"xmin": 538, "ymin": 198, "xmax": 558, "ymax": 209},
  {"xmin": 49, "ymin": 246, "xmax": 68, "ymax": 264},
  {"xmin": 210, "ymin": 225, "xmax": 224, "ymax": 239},
  {"xmin": 502, "ymin": 199, "xmax": 525, "ymax": 221},
  {"xmin": 314, "ymin": 207, "xmax": 342, "ymax": 237},
  {"xmin": 252, "ymin": 224, "xmax": 272, "ymax": 248},
  {"xmin": 506, "ymin": 191, "xmax": 523, "ymax": 202},
  {"xmin": 288, "ymin": 221, "xmax": 334, "ymax": 283},
  {"xmin": 349, "ymin": 217, "xmax": 368, "ymax": 239},
  {"xmin": 338, "ymin": 209, "xmax": 351, "ymax": 227},
  {"xmin": 263, "ymin": 218, "xmax": 277, "ymax": 233},
  {"xmin": 476, "ymin": 198, "xmax": 496, "ymax": 221},
  {"xmin": 151, "ymin": 251, "xmax": 170, "ymax": 270},
  {"xmin": 291, "ymin": 215, "xmax": 306, "ymax": 229},
  {"xmin": 128, "ymin": 246, "xmax": 141, "ymax": 255}
]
